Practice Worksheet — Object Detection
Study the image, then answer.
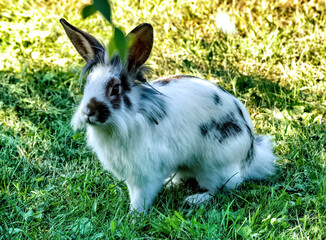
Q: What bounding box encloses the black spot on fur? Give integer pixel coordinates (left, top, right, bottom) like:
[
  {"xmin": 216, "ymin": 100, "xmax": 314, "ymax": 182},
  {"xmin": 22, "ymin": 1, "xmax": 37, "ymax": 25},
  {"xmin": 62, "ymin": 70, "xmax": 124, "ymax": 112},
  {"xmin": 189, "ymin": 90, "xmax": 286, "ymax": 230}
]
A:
[
  {"xmin": 110, "ymin": 55, "xmax": 121, "ymax": 66},
  {"xmin": 245, "ymin": 140, "xmax": 254, "ymax": 164},
  {"xmin": 217, "ymin": 85, "xmax": 230, "ymax": 94},
  {"xmin": 234, "ymin": 100, "xmax": 245, "ymax": 122},
  {"xmin": 111, "ymin": 96, "xmax": 121, "ymax": 109},
  {"xmin": 219, "ymin": 121, "xmax": 242, "ymax": 141},
  {"xmin": 140, "ymin": 87, "xmax": 154, "ymax": 101},
  {"xmin": 136, "ymin": 71, "xmax": 147, "ymax": 83},
  {"xmin": 139, "ymin": 86, "xmax": 166, "ymax": 123},
  {"xmin": 87, "ymin": 97, "xmax": 110, "ymax": 123},
  {"xmin": 200, "ymin": 123, "xmax": 211, "ymax": 137},
  {"xmin": 244, "ymin": 127, "xmax": 261, "ymax": 165},
  {"xmin": 245, "ymin": 124, "xmax": 254, "ymax": 140},
  {"xmin": 105, "ymin": 78, "xmax": 115, "ymax": 98},
  {"xmin": 151, "ymin": 117, "xmax": 159, "ymax": 125},
  {"xmin": 213, "ymin": 93, "xmax": 221, "ymax": 105},
  {"xmin": 120, "ymin": 73, "xmax": 131, "ymax": 92},
  {"xmin": 200, "ymin": 125, "xmax": 209, "ymax": 136},
  {"xmin": 123, "ymin": 95, "xmax": 132, "ymax": 109},
  {"xmin": 199, "ymin": 116, "xmax": 242, "ymax": 143}
]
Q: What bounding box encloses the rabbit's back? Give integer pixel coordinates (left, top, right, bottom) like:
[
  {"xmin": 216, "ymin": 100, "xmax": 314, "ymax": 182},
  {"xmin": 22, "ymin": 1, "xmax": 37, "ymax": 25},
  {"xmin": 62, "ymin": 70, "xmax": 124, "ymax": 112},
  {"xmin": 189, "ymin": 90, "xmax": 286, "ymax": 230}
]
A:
[
  {"xmin": 151, "ymin": 75, "xmax": 254, "ymax": 162},
  {"xmin": 152, "ymin": 75, "xmax": 254, "ymax": 141}
]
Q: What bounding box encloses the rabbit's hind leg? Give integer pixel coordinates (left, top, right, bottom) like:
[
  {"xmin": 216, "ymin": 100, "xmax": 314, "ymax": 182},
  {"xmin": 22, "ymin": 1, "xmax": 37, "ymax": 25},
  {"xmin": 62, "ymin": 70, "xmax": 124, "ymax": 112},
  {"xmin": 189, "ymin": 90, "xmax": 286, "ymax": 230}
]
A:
[{"xmin": 184, "ymin": 164, "xmax": 243, "ymax": 205}]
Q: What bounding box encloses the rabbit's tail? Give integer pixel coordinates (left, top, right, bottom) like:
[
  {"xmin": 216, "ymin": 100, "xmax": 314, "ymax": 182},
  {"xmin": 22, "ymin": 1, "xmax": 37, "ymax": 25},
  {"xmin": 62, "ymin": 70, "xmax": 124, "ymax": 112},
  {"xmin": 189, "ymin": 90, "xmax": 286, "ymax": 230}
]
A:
[{"xmin": 241, "ymin": 135, "xmax": 276, "ymax": 181}]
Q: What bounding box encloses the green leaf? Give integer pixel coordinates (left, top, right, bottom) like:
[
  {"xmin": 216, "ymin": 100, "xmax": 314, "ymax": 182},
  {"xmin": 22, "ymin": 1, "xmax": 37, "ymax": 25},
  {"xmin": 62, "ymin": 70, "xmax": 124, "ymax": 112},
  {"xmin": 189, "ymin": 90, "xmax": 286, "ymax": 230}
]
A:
[
  {"xmin": 82, "ymin": 4, "xmax": 97, "ymax": 19},
  {"xmin": 114, "ymin": 27, "xmax": 128, "ymax": 63},
  {"xmin": 110, "ymin": 220, "xmax": 116, "ymax": 234},
  {"xmin": 72, "ymin": 133, "xmax": 81, "ymax": 140},
  {"xmin": 33, "ymin": 212, "xmax": 43, "ymax": 222},
  {"xmin": 23, "ymin": 210, "xmax": 34, "ymax": 221},
  {"xmin": 127, "ymin": 33, "xmax": 135, "ymax": 48},
  {"xmin": 72, "ymin": 218, "xmax": 93, "ymax": 235},
  {"xmin": 93, "ymin": 0, "xmax": 112, "ymax": 23},
  {"xmin": 174, "ymin": 210, "xmax": 185, "ymax": 221},
  {"xmin": 108, "ymin": 36, "xmax": 117, "ymax": 59},
  {"xmin": 238, "ymin": 225, "xmax": 252, "ymax": 238},
  {"xmin": 8, "ymin": 228, "xmax": 23, "ymax": 234},
  {"xmin": 35, "ymin": 177, "xmax": 44, "ymax": 182}
]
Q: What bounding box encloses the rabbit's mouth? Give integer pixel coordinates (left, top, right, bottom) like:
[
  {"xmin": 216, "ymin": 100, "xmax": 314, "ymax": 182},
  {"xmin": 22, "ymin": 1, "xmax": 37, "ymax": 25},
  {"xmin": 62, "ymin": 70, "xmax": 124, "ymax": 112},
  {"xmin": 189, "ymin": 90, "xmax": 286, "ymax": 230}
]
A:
[
  {"xmin": 83, "ymin": 113, "xmax": 108, "ymax": 126},
  {"xmin": 86, "ymin": 116, "xmax": 96, "ymax": 125}
]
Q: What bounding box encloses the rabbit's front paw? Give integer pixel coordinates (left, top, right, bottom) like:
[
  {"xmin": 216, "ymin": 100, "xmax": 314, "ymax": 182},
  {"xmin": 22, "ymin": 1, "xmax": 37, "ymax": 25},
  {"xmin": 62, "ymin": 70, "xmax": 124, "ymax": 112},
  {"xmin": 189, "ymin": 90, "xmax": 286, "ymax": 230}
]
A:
[{"xmin": 128, "ymin": 181, "xmax": 163, "ymax": 212}]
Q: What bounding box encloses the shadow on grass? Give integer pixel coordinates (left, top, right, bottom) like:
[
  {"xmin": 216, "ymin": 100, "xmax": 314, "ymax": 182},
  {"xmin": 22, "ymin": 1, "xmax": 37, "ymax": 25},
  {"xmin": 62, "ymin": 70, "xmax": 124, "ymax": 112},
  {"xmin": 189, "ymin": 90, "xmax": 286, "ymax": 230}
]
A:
[
  {"xmin": 0, "ymin": 69, "xmax": 77, "ymax": 126},
  {"xmin": 0, "ymin": 69, "xmax": 87, "ymax": 175}
]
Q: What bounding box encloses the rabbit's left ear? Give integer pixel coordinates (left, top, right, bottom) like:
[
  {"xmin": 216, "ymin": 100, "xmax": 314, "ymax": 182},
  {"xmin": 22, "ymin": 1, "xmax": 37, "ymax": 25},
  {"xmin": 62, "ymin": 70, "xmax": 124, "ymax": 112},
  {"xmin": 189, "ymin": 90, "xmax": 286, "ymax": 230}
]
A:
[
  {"xmin": 127, "ymin": 23, "xmax": 153, "ymax": 71},
  {"xmin": 60, "ymin": 18, "xmax": 105, "ymax": 62}
]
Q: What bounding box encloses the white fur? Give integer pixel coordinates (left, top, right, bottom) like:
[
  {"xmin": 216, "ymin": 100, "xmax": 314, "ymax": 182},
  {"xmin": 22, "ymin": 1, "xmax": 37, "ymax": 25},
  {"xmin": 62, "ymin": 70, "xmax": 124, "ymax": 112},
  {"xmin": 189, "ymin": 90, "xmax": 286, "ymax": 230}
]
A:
[
  {"xmin": 184, "ymin": 193, "xmax": 213, "ymax": 205},
  {"xmin": 72, "ymin": 69, "xmax": 276, "ymax": 212}
]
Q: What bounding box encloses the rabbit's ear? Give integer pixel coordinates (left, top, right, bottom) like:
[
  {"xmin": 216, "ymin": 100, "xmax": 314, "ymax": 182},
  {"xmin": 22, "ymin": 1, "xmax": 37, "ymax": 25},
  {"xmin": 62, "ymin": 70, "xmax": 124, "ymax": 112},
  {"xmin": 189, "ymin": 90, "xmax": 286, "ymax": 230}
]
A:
[
  {"xmin": 127, "ymin": 23, "xmax": 153, "ymax": 70},
  {"xmin": 60, "ymin": 18, "xmax": 104, "ymax": 62}
]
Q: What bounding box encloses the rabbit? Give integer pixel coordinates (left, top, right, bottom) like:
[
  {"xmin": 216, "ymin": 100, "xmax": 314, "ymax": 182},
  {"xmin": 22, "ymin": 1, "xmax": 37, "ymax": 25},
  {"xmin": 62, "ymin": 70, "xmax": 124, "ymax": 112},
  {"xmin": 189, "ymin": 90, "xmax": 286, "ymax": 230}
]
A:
[{"xmin": 60, "ymin": 18, "xmax": 276, "ymax": 213}]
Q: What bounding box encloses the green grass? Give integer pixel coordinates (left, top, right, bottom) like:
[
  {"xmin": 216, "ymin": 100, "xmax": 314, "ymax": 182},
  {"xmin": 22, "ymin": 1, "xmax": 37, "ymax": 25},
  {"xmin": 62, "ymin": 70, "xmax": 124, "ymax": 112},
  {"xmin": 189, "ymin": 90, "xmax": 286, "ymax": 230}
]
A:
[{"xmin": 1, "ymin": 0, "xmax": 325, "ymax": 238}]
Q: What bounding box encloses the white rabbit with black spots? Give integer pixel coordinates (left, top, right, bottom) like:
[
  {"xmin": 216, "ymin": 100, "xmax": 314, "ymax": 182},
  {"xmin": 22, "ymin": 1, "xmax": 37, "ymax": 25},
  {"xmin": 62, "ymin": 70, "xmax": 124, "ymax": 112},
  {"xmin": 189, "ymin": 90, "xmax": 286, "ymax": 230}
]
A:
[{"xmin": 60, "ymin": 18, "xmax": 276, "ymax": 212}]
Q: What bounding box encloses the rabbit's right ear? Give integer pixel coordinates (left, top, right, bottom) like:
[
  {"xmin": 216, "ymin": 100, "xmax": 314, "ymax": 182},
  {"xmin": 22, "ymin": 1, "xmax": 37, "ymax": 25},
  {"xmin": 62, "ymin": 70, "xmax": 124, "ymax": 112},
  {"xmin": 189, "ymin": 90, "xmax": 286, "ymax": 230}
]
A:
[
  {"xmin": 126, "ymin": 23, "xmax": 154, "ymax": 71},
  {"xmin": 60, "ymin": 18, "xmax": 104, "ymax": 62}
]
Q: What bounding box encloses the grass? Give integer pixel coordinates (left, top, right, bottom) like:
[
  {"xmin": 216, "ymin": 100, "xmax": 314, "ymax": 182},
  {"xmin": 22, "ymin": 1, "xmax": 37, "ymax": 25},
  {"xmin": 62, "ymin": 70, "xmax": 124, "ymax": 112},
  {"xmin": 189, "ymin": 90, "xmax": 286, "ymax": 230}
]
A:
[{"xmin": 0, "ymin": 0, "xmax": 325, "ymax": 238}]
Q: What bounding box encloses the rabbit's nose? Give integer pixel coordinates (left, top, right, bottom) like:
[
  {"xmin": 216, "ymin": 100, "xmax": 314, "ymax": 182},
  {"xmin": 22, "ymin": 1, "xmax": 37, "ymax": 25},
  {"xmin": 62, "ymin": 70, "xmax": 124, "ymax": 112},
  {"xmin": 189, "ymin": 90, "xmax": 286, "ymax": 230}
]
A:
[
  {"xmin": 83, "ymin": 97, "xmax": 111, "ymax": 124},
  {"xmin": 87, "ymin": 108, "xmax": 96, "ymax": 117},
  {"xmin": 82, "ymin": 106, "xmax": 98, "ymax": 124},
  {"xmin": 85, "ymin": 98, "xmax": 100, "ymax": 116},
  {"xmin": 82, "ymin": 106, "xmax": 96, "ymax": 117}
]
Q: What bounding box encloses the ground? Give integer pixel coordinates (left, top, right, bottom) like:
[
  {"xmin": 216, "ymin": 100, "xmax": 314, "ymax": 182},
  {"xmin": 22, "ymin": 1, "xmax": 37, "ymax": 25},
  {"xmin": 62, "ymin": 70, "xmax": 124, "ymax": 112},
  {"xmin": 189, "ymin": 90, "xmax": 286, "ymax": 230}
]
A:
[{"xmin": 0, "ymin": 0, "xmax": 325, "ymax": 239}]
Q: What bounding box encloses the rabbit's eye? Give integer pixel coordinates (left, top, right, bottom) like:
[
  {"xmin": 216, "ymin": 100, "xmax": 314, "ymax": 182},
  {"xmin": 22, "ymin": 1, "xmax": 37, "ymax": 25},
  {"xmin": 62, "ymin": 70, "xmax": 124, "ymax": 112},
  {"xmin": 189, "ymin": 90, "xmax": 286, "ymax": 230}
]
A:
[{"xmin": 111, "ymin": 84, "xmax": 120, "ymax": 96}]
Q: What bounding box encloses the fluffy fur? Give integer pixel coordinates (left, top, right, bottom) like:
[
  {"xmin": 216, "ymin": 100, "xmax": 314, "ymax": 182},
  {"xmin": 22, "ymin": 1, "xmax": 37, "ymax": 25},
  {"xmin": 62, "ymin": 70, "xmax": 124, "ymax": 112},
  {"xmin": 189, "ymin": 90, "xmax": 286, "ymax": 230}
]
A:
[{"xmin": 61, "ymin": 19, "xmax": 277, "ymax": 212}]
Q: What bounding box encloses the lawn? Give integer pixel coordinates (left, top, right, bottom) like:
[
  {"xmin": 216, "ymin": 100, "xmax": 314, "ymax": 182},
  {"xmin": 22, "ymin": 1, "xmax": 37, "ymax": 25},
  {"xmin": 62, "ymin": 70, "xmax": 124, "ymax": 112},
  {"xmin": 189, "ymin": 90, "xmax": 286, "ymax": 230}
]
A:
[{"xmin": 0, "ymin": 0, "xmax": 325, "ymax": 239}]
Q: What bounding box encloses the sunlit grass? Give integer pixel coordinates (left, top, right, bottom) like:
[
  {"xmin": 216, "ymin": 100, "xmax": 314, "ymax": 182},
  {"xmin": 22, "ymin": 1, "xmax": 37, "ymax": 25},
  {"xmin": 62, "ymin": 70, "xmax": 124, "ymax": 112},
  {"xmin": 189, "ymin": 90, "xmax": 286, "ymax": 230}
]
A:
[{"xmin": 1, "ymin": 0, "xmax": 325, "ymax": 238}]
